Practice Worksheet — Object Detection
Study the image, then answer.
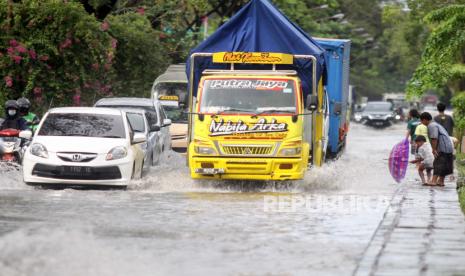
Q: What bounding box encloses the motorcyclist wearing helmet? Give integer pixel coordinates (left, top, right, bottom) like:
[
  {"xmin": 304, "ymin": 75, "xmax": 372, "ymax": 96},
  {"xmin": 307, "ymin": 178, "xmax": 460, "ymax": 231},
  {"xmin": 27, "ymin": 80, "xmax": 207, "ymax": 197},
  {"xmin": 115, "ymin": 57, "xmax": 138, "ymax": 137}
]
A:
[
  {"xmin": 17, "ymin": 97, "xmax": 40, "ymax": 131},
  {"xmin": 0, "ymin": 100, "xmax": 29, "ymax": 131}
]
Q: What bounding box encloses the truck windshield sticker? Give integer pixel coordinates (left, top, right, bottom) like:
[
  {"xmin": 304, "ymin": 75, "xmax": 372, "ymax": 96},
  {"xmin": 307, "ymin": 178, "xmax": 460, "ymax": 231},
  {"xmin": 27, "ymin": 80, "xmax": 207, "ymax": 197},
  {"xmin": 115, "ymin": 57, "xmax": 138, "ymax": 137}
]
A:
[
  {"xmin": 209, "ymin": 118, "xmax": 288, "ymax": 136},
  {"xmin": 212, "ymin": 52, "xmax": 294, "ymax": 64},
  {"xmin": 209, "ymin": 80, "xmax": 288, "ymax": 91}
]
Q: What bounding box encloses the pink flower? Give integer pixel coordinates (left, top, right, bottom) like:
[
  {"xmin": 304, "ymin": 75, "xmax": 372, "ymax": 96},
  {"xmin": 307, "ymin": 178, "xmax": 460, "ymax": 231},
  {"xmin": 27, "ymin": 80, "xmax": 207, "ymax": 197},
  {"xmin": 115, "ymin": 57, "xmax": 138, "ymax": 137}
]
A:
[
  {"xmin": 73, "ymin": 94, "xmax": 81, "ymax": 106},
  {"xmin": 7, "ymin": 47, "xmax": 15, "ymax": 56},
  {"xmin": 110, "ymin": 38, "xmax": 117, "ymax": 49},
  {"xmin": 16, "ymin": 45, "xmax": 27, "ymax": 53},
  {"xmin": 4, "ymin": 76, "xmax": 13, "ymax": 87},
  {"xmin": 59, "ymin": 38, "xmax": 72, "ymax": 50},
  {"xmin": 104, "ymin": 63, "xmax": 111, "ymax": 71},
  {"xmin": 92, "ymin": 63, "xmax": 99, "ymax": 71},
  {"xmin": 101, "ymin": 21, "xmax": 109, "ymax": 31},
  {"xmin": 29, "ymin": 49, "xmax": 37, "ymax": 60},
  {"xmin": 9, "ymin": 39, "xmax": 19, "ymax": 47},
  {"xmin": 33, "ymin": 87, "xmax": 42, "ymax": 95},
  {"xmin": 12, "ymin": 55, "xmax": 22, "ymax": 64},
  {"xmin": 39, "ymin": 55, "xmax": 49, "ymax": 61},
  {"xmin": 136, "ymin": 7, "xmax": 145, "ymax": 15}
]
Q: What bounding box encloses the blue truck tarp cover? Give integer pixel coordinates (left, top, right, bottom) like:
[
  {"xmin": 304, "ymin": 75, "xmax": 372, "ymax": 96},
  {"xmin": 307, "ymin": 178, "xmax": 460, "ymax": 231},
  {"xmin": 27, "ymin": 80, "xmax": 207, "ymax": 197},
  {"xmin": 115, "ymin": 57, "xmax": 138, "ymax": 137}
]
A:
[{"xmin": 186, "ymin": 0, "xmax": 326, "ymax": 98}]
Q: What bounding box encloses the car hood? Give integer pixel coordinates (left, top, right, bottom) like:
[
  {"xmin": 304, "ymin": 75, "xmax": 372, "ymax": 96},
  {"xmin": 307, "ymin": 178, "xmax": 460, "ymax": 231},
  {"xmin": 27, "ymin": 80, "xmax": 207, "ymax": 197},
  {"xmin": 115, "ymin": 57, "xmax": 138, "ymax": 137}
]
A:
[{"xmin": 32, "ymin": 136, "xmax": 128, "ymax": 154}]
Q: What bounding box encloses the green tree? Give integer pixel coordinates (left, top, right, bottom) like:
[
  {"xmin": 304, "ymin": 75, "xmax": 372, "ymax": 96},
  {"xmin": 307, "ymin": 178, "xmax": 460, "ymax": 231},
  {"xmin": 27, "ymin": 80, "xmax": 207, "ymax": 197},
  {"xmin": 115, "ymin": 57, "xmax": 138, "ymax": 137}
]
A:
[
  {"xmin": 406, "ymin": 5, "xmax": 465, "ymax": 97},
  {"xmin": 106, "ymin": 12, "xmax": 169, "ymax": 97},
  {"xmin": 0, "ymin": 0, "xmax": 114, "ymax": 111}
]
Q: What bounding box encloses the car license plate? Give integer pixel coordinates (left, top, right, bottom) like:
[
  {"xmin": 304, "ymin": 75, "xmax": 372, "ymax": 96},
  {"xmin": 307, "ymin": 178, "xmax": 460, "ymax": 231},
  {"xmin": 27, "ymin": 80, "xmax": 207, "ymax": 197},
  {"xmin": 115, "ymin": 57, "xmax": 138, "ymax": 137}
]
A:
[
  {"xmin": 62, "ymin": 166, "xmax": 92, "ymax": 175},
  {"xmin": 195, "ymin": 168, "xmax": 225, "ymax": 175}
]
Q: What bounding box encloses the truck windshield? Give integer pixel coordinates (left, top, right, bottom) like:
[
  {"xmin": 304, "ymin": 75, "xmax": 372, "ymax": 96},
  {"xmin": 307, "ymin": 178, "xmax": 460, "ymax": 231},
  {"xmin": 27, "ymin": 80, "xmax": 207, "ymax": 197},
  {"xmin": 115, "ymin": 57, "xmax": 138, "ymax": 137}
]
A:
[
  {"xmin": 154, "ymin": 83, "xmax": 188, "ymax": 104},
  {"xmin": 200, "ymin": 78, "xmax": 297, "ymax": 114},
  {"xmin": 164, "ymin": 106, "xmax": 188, "ymax": 123}
]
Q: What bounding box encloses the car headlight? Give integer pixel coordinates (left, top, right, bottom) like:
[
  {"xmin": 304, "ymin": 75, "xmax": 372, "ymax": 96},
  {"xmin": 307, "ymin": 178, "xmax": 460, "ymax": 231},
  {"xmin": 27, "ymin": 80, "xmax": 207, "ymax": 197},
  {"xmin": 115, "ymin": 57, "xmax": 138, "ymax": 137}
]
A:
[
  {"xmin": 30, "ymin": 143, "xmax": 48, "ymax": 158},
  {"xmin": 194, "ymin": 146, "xmax": 216, "ymax": 155},
  {"xmin": 395, "ymin": 115, "xmax": 400, "ymax": 120},
  {"xmin": 106, "ymin": 146, "xmax": 127, "ymax": 161},
  {"xmin": 279, "ymin": 147, "xmax": 302, "ymax": 156},
  {"xmin": 354, "ymin": 113, "xmax": 362, "ymax": 120},
  {"xmin": 367, "ymin": 115, "xmax": 373, "ymax": 120}
]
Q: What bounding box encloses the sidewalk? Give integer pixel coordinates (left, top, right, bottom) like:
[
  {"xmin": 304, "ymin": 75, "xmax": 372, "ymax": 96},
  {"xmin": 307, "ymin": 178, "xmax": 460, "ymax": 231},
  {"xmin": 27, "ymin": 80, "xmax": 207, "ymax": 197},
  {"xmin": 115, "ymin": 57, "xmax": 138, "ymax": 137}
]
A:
[{"xmin": 354, "ymin": 181, "xmax": 465, "ymax": 276}]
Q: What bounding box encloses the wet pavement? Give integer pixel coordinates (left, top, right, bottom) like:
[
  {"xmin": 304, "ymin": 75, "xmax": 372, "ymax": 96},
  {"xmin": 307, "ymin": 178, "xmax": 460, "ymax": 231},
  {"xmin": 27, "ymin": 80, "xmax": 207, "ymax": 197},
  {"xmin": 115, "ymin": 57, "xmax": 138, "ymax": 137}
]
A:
[
  {"xmin": 0, "ymin": 123, "xmax": 463, "ymax": 276},
  {"xmin": 355, "ymin": 182, "xmax": 465, "ymax": 276}
]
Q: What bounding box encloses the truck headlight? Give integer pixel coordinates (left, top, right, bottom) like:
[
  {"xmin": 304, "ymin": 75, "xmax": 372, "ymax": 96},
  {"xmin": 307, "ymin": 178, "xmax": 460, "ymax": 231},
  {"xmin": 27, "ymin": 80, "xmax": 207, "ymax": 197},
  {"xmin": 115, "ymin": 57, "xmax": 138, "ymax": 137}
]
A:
[
  {"xmin": 195, "ymin": 146, "xmax": 216, "ymax": 155},
  {"xmin": 30, "ymin": 143, "xmax": 48, "ymax": 158},
  {"xmin": 279, "ymin": 147, "xmax": 302, "ymax": 156},
  {"xmin": 106, "ymin": 146, "xmax": 127, "ymax": 161}
]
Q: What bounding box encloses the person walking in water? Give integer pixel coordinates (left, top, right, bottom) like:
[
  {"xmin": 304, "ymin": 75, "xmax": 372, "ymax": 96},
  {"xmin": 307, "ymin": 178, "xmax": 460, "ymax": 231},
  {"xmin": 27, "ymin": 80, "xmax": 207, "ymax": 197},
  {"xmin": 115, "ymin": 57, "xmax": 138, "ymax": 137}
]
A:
[
  {"xmin": 420, "ymin": 112, "xmax": 454, "ymax": 186},
  {"xmin": 406, "ymin": 109, "xmax": 421, "ymax": 154},
  {"xmin": 434, "ymin": 102, "xmax": 454, "ymax": 136}
]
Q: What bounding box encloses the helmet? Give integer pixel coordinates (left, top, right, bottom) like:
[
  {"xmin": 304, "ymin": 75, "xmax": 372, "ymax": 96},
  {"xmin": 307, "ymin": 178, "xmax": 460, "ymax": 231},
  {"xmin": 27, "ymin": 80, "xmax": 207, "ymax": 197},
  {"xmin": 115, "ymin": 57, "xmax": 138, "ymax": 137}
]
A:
[
  {"xmin": 17, "ymin": 97, "xmax": 31, "ymax": 109},
  {"xmin": 5, "ymin": 100, "xmax": 19, "ymax": 118},
  {"xmin": 17, "ymin": 97, "xmax": 31, "ymax": 114},
  {"xmin": 5, "ymin": 100, "xmax": 19, "ymax": 110}
]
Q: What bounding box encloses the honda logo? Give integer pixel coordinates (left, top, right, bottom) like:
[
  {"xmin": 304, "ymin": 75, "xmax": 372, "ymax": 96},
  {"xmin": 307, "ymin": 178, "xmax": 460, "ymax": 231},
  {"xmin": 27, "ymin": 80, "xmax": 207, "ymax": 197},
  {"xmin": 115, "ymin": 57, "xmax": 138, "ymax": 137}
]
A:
[{"xmin": 72, "ymin": 154, "xmax": 82, "ymax": 162}]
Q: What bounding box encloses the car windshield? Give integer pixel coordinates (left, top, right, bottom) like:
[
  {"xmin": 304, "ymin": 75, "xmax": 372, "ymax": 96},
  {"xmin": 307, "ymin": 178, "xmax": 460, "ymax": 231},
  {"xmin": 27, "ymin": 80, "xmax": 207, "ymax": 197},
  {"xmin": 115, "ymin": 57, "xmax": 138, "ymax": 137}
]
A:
[
  {"xmin": 200, "ymin": 78, "xmax": 297, "ymax": 114},
  {"xmin": 163, "ymin": 106, "xmax": 188, "ymax": 123},
  {"xmin": 364, "ymin": 103, "xmax": 392, "ymax": 112},
  {"xmin": 38, "ymin": 113, "xmax": 126, "ymax": 138},
  {"xmin": 126, "ymin": 113, "xmax": 145, "ymax": 133},
  {"xmin": 96, "ymin": 104, "xmax": 158, "ymax": 125}
]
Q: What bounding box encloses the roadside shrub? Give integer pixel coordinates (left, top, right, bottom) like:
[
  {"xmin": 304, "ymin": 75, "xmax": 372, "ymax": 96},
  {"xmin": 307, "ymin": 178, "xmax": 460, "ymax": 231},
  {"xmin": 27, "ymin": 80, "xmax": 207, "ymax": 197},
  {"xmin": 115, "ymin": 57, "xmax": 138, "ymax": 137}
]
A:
[{"xmin": 0, "ymin": 0, "xmax": 114, "ymax": 112}]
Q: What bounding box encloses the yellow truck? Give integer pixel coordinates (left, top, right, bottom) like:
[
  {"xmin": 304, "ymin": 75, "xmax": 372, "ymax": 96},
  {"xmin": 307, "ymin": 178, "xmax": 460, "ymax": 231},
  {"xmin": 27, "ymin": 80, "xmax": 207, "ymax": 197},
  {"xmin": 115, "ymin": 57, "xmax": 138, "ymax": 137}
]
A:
[{"xmin": 187, "ymin": 52, "xmax": 328, "ymax": 181}]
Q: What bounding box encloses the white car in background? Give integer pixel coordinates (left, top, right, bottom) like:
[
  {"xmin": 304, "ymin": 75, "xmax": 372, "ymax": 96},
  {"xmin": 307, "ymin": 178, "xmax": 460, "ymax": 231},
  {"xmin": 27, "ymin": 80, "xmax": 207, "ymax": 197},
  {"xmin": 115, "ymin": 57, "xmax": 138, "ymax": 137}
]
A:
[
  {"xmin": 22, "ymin": 107, "xmax": 146, "ymax": 188},
  {"xmin": 94, "ymin": 98, "xmax": 172, "ymax": 161}
]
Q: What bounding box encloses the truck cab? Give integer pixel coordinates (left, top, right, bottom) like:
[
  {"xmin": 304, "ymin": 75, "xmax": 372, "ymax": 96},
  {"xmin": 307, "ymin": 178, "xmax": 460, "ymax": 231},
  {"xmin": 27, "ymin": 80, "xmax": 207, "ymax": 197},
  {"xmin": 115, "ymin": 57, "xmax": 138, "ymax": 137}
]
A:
[{"xmin": 188, "ymin": 52, "xmax": 327, "ymax": 181}]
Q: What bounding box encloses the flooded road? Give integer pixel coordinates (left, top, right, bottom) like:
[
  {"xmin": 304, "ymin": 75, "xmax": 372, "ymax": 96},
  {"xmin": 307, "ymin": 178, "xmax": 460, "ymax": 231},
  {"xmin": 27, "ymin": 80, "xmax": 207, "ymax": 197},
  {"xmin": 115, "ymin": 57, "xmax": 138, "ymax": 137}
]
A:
[{"xmin": 0, "ymin": 123, "xmax": 412, "ymax": 276}]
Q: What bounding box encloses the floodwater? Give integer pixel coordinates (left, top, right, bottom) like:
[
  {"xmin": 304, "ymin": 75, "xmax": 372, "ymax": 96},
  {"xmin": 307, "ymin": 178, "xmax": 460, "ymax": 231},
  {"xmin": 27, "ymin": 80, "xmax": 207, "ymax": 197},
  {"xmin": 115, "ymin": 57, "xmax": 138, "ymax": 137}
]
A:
[{"xmin": 0, "ymin": 123, "xmax": 412, "ymax": 276}]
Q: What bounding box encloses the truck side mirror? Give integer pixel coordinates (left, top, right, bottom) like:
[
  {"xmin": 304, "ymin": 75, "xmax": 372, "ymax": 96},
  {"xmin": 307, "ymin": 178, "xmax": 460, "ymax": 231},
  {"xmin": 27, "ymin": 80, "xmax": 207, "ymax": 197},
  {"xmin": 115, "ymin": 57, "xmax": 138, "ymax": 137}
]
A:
[
  {"xmin": 333, "ymin": 103, "xmax": 342, "ymax": 115},
  {"xmin": 306, "ymin": 95, "xmax": 318, "ymax": 111}
]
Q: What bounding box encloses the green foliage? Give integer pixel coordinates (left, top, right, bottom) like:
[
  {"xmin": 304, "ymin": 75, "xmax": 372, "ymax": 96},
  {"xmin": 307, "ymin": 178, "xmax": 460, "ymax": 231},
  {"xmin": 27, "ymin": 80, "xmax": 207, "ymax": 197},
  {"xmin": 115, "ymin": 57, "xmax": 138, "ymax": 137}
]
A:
[
  {"xmin": 0, "ymin": 0, "xmax": 114, "ymax": 112},
  {"xmin": 452, "ymin": 92, "xmax": 465, "ymax": 132},
  {"xmin": 106, "ymin": 12, "xmax": 169, "ymax": 97},
  {"xmin": 406, "ymin": 4, "xmax": 465, "ymax": 97}
]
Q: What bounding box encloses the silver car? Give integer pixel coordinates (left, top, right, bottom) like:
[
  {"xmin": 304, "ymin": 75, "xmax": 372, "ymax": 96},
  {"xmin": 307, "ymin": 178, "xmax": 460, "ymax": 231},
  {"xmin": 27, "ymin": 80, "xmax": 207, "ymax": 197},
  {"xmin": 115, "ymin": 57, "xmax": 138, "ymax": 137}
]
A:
[{"xmin": 94, "ymin": 98, "xmax": 172, "ymax": 166}]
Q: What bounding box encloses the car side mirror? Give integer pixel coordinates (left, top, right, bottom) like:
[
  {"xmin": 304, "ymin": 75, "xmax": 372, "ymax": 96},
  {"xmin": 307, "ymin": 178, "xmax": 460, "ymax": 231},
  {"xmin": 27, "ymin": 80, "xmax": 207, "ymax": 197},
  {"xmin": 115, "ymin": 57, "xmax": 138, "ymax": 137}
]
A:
[
  {"xmin": 131, "ymin": 132, "xmax": 146, "ymax": 144},
  {"xmin": 150, "ymin": 124, "xmax": 161, "ymax": 132},
  {"xmin": 163, "ymin": 118, "xmax": 172, "ymax": 127},
  {"xmin": 333, "ymin": 103, "xmax": 342, "ymax": 115},
  {"xmin": 19, "ymin": 130, "xmax": 32, "ymax": 140},
  {"xmin": 306, "ymin": 95, "xmax": 318, "ymax": 111}
]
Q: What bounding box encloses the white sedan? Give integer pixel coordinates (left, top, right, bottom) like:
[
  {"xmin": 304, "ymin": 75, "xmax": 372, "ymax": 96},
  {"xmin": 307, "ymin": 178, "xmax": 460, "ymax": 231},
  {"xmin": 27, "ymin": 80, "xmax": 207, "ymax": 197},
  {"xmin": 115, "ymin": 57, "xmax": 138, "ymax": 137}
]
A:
[{"xmin": 22, "ymin": 107, "xmax": 146, "ymax": 188}]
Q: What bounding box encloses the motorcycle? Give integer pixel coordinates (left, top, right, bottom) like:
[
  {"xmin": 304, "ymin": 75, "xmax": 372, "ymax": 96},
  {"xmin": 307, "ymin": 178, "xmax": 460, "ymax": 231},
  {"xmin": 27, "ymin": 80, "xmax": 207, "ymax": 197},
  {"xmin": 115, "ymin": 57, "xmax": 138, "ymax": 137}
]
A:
[{"xmin": 0, "ymin": 129, "xmax": 23, "ymax": 163}]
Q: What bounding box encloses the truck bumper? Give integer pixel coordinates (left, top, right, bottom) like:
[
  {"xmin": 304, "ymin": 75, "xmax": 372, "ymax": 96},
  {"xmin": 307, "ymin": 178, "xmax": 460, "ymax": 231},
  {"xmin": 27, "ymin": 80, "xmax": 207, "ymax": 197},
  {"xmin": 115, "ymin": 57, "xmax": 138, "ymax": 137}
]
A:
[{"xmin": 189, "ymin": 156, "xmax": 307, "ymax": 181}]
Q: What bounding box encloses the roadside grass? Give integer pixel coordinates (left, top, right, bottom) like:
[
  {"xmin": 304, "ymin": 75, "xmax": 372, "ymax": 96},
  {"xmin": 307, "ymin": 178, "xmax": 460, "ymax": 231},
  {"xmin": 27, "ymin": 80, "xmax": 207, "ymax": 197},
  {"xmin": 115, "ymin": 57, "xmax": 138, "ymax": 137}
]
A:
[{"xmin": 457, "ymin": 153, "xmax": 465, "ymax": 214}]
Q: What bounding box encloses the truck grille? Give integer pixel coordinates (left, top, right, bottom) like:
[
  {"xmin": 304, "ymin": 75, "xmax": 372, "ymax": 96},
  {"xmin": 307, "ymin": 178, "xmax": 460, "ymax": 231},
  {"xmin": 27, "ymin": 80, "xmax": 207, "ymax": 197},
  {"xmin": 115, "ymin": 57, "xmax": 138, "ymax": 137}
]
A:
[{"xmin": 221, "ymin": 145, "xmax": 273, "ymax": 156}]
